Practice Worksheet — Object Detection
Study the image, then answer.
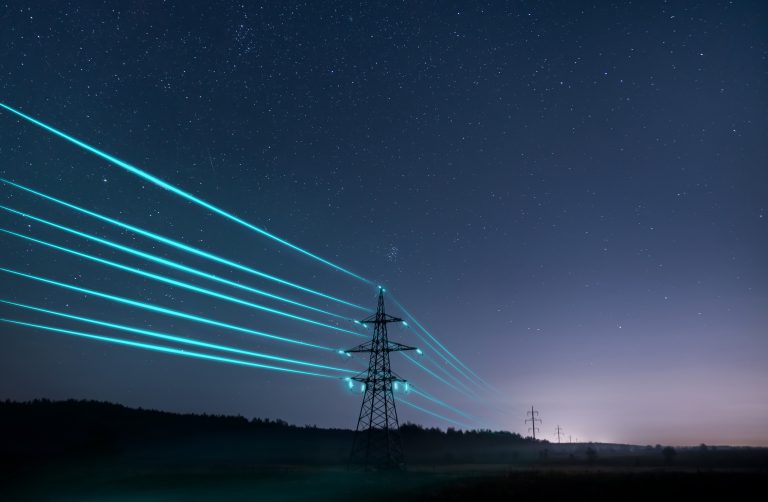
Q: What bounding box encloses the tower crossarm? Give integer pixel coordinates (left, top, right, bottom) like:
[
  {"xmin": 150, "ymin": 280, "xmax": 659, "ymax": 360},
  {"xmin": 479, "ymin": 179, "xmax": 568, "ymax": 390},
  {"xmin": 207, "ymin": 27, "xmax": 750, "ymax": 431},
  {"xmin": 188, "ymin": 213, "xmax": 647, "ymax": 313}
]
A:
[
  {"xmin": 345, "ymin": 341, "xmax": 417, "ymax": 354},
  {"xmin": 386, "ymin": 341, "xmax": 416, "ymax": 352},
  {"xmin": 345, "ymin": 341, "xmax": 375, "ymax": 353},
  {"xmin": 360, "ymin": 313, "xmax": 403, "ymax": 324}
]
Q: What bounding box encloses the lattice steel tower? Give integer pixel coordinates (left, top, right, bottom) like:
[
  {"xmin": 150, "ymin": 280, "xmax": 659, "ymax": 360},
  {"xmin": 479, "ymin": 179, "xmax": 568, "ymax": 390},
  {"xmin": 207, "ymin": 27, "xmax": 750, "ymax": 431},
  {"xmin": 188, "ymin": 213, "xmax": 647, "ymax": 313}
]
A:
[
  {"xmin": 346, "ymin": 288, "xmax": 416, "ymax": 470},
  {"xmin": 555, "ymin": 425, "xmax": 564, "ymax": 443},
  {"xmin": 525, "ymin": 405, "xmax": 542, "ymax": 440}
]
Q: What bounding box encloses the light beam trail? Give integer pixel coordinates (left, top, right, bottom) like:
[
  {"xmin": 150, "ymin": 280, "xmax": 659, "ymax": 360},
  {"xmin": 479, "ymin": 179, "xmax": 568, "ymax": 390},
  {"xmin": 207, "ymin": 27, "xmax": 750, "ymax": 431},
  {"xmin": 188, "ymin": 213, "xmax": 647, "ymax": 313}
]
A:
[
  {"xmin": 343, "ymin": 341, "xmax": 482, "ymax": 425},
  {"xmin": 0, "ymin": 318, "xmax": 341, "ymax": 379},
  {"xmin": 400, "ymin": 352, "xmax": 475, "ymax": 399},
  {"xmin": 0, "ymin": 110, "xmax": 489, "ymax": 396},
  {"xmin": 0, "ymin": 204, "xmax": 353, "ymax": 322},
  {"xmin": 3, "ymin": 315, "xmax": 475, "ymax": 428},
  {"xmin": 395, "ymin": 397, "xmax": 471, "ymax": 429},
  {"xmin": 0, "ymin": 186, "xmax": 482, "ymax": 403},
  {"xmin": 0, "ymin": 267, "xmax": 335, "ymax": 352},
  {"xmin": 2, "ymin": 211, "xmax": 476, "ymax": 403},
  {"xmin": 347, "ymin": 355, "xmax": 478, "ymax": 421},
  {"xmin": 0, "ymin": 227, "xmax": 365, "ymax": 338},
  {"xmin": 405, "ymin": 346, "xmax": 477, "ymax": 396},
  {"xmin": 345, "ymin": 343, "xmax": 482, "ymax": 429},
  {"xmin": 391, "ymin": 294, "xmax": 493, "ymax": 392},
  {"xmin": 0, "ymin": 178, "xmax": 368, "ymax": 312},
  {"xmin": 346, "ymin": 346, "xmax": 475, "ymax": 402},
  {"xmin": 0, "ymin": 182, "xmax": 488, "ymax": 395},
  {"xmin": 0, "ymin": 102, "xmax": 372, "ymax": 284},
  {"xmin": 0, "ymin": 299, "xmax": 355, "ymax": 374},
  {"xmin": 409, "ymin": 387, "xmax": 477, "ymax": 422},
  {"xmin": 420, "ymin": 351, "xmax": 477, "ymax": 396},
  {"xmin": 402, "ymin": 322, "xmax": 485, "ymax": 393}
]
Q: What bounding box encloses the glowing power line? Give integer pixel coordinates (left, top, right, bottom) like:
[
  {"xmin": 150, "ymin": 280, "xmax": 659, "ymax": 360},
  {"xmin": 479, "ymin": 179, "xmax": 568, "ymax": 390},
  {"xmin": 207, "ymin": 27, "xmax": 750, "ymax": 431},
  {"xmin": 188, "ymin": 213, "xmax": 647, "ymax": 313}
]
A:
[
  {"xmin": 395, "ymin": 397, "xmax": 471, "ymax": 429},
  {"xmin": 400, "ymin": 352, "xmax": 475, "ymax": 399},
  {"xmin": 0, "ymin": 318, "xmax": 340, "ymax": 380},
  {"xmin": 0, "ymin": 204, "xmax": 354, "ymax": 322},
  {"xmin": 0, "ymin": 181, "xmax": 491, "ymax": 399},
  {"xmin": 420, "ymin": 351, "xmax": 478, "ymax": 396},
  {"xmin": 0, "ymin": 102, "xmax": 372, "ymax": 284},
  {"xmin": 0, "ymin": 299, "xmax": 355, "ymax": 374},
  {"xmin": 390, "ymin": 294, "xmax": 493, "ymax": 392},
  {"xmin": 0, "ymin": 227, "xmax": 365, "ymax": 338},
  {"xmin": 409, "ymin": 387, "xmax": 477, "ymax": 422},
  {"xmin": 2, "ymin": 314, "xmax": 475, "ymax": 428},
  {"xmin": 0, "ymin": 200, "xmax": 480, "ymax": 405},
  {"xmin": 0, "ymin": 107, "xmax": 492, "ymax": 413},
  {"xmin": 0, "ymin": 178, "xmax": 368, "ymax": 312},
  {"xmin": 0, "ymin": 266, "xmax": 333, "ymax": 352}
]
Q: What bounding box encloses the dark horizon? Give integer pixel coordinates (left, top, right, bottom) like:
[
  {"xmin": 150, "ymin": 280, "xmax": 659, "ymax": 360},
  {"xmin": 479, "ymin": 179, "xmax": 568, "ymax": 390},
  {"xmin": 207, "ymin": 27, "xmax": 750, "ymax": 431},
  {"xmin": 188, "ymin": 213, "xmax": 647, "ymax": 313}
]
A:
[{"xmin": 5, "ymin": 397, "xmax": 764, "ymax": 450}]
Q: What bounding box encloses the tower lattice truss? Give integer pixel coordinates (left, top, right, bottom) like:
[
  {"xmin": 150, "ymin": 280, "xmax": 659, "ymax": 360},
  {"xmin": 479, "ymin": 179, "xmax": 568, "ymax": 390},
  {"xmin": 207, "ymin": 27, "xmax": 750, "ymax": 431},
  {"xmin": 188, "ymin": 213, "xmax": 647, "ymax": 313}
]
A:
[{"xmin": 346, "ymin": 289, "xmax": 416, "ymax": 470}]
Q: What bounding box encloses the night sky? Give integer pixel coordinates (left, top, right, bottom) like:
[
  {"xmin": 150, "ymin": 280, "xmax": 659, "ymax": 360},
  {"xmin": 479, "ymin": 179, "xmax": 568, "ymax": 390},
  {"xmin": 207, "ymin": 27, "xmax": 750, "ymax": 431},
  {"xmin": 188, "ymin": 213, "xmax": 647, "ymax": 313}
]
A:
[{"xmin": 1, "ymin": 1, "xmax": 766, "ymax": 446}]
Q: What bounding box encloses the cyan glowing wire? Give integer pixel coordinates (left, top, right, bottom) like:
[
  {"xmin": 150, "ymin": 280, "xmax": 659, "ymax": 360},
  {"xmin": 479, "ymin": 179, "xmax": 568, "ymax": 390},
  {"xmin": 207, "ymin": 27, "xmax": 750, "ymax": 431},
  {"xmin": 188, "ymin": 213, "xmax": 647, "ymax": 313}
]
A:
[
  {"xmin": 391, "ymin": 294, "xmax": 492, "ymax": 391},
  {"xmin": 394, "ymin": 335, "xmax": 475, "ymax": 396},
  {"xmin": 346, "ymin": 355, "xmax": 478, "ymax": 426},
  {"xmin": 410, "ymin": 387, "xmax": 476, "ymax": 422},
  {"xmin": 0, "ymin": 204, "xmax": 353, "ymax": 322},
  {"xmin": 344, "ymin": 334, "xmax": 476, "ymax": 402},
  {"xmin": 395, "ymin": 396, "xmax": 470, "ymax": 429},
  {"xmin": 0, "ymin": 227, "xmax": 365, "ymax": 339},
  {"xmin": 4, "ymin": 314, "xmax": 477, "ymax": 426},
  {"xmin": 421, "ymin": 351, "xmax": 477, "ymax": 396},
  {"xmin": 347, "ymin": 345, "xmax": 479, "ymax": 423},
  {"xmin": 400, "ymin": 352, "xmax": 474, "ymax": 399},
  {"xmin": 1, "ymin": 106, "xmax": 489, "ymax": 397},
  {"xmin": 1, "ymin": 177, "xmax": 482, "ymax": 394},
  {"xmin": 402, "ymin": 323, "xmax": 482, "ymax": 393},
  {"xmin": 0, "ymin": 267, "xmax": 333, "ymax": 352},
  {"xmin": 0, "ymin": 178, "xmax": 368, "ymax": 312},
  {"xmin": 0, "ymin": 318, "xmax": 340, "ymax": 379},
  {"xmin": 0, "ymin": 103, "xmax": 372, "ymax": 284},
  {"xmin": 0, "ymin": 299, "xmax": 355, "ymax": 374}
]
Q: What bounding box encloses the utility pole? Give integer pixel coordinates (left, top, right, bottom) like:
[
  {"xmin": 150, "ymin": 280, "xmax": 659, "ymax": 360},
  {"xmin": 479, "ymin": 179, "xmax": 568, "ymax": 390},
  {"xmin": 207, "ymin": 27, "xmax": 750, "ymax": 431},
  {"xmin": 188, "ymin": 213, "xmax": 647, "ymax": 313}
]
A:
[
  {"xmin": 525, "ymin": 405, "xmax": 542, "ymax": 440},
  {"xmin": 346, "ymin": 287, "xmax": 417, "ymax": 470},
  {"xmin": 555, "ymin": 425, "xmax": 564, "ymax": 444}
]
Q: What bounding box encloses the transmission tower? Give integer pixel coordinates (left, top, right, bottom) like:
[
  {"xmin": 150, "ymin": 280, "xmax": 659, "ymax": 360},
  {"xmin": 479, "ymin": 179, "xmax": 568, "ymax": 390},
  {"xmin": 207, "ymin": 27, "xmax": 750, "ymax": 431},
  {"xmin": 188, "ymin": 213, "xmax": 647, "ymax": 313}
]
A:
[
  {"xmin": 555, "ymin": 425, "xmax": 564, "ymax": 444},
  {"xmin": 525, "ymin": 405, "xmax": 542, "ymax": 440},
  {"xmin": 345, "ymin": 288, "xmax": 417, "ymax": 470}
]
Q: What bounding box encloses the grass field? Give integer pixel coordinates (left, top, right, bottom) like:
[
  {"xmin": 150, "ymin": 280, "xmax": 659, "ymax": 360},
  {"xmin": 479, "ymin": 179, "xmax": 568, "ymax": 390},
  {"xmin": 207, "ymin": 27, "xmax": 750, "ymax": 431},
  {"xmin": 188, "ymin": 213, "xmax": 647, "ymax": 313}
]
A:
[{"xmin": 3, "ymin": 402, "xmax": 766, "ymax": 501}]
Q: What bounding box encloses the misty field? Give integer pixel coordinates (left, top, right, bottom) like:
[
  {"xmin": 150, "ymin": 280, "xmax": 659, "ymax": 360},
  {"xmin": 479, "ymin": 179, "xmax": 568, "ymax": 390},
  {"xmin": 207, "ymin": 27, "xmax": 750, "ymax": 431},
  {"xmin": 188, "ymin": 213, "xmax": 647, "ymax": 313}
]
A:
[
  {"xmin": 5, "ymin": 463, "xmax": 768, "ymax": 501},
  {"xmin": 2, "ymin": 401, "xmax": 766, "ymax": 501}
]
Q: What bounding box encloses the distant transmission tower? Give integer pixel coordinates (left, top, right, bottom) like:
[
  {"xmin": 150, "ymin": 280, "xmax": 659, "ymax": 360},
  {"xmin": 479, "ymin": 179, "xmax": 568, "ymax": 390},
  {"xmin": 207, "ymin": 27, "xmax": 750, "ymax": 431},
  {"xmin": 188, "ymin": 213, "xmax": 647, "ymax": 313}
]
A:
[
  {"xmin": 346, "ymin": 288, "xmax": 417, "ymax": 470},
  {"xmin": 525, "ymin": 405, "xmax": 542, "ymax": 440},
  {"xmin": 555, "ymin": 425, "xmax": 564, "ymax": 443}
]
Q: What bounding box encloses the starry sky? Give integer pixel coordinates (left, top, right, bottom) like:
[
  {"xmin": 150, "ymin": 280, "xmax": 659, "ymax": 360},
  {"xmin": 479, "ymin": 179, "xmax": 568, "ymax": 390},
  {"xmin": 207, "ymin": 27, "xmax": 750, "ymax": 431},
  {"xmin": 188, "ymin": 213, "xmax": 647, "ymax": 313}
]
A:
[{"xmin": 1, "ymin": 1, "xmax": 766, "ymax": 446}]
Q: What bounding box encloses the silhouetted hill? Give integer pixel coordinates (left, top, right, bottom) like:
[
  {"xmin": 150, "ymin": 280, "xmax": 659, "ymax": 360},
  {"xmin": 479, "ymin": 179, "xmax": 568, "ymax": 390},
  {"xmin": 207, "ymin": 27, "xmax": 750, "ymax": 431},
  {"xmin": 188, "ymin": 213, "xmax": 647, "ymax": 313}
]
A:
[
  {"xmin": 2, "ymin": 400, "xmax": 767, "ymax": 501},
  {"xmin": 2, "ymin": 399, "xmax": 766, "ymax": 476},
  {"xmin": 0, "ymin": 399, "xmax": 538, "ymax": 471}
]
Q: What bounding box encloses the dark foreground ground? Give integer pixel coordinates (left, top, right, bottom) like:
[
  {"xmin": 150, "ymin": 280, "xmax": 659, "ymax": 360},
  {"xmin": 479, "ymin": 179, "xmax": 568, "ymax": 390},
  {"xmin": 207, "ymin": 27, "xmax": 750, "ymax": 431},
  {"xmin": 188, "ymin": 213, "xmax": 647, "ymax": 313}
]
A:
[
  {"xmin": 5, "ymin": 464, "xmax": 768, "ymax": 501},
  {"xmin": 2, "ymin": 400, "xmax": 767, "ymax": 501}
]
